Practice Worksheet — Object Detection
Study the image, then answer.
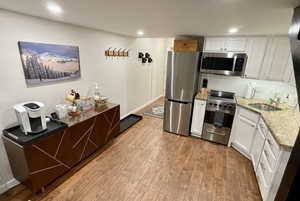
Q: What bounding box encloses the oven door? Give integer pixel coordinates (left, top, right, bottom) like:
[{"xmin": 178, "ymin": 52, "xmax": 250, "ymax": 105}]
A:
[{"xmin": 201, "ymin": 110, "xmax": 234, "ymax": 145}]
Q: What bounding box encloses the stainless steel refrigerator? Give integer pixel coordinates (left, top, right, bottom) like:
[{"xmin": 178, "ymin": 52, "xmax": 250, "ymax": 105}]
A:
[{"xmin": 163, "ymin": 51, "xmax": 201, "ymax": 136}]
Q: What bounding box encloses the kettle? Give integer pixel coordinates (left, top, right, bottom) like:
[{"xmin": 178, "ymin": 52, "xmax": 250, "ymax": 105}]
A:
[{"xmin": 244, "ymin": 83, "xmax": 256, "ymax": 99}]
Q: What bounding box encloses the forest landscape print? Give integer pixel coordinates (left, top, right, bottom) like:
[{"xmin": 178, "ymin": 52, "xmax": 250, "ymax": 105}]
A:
[{"xmin": 18, "ymin": 41, "xmax": 81, "ymax": 84}]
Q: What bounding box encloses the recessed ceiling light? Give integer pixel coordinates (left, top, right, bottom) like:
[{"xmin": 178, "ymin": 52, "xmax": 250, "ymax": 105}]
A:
[
  {"xmin": 47, "ymin": 2, "xmax": 63, "ymax": 15},
  {"xmin": 229, "ymin": 27, "xmax": 239, "ymax": 34},
  {"xmin": 137, "ymin": 30, "xmax": 144, "ymax": 36}
]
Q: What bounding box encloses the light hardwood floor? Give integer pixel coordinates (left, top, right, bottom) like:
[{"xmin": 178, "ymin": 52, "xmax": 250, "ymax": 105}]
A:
[{"xmin": 0, "ymin": 99, "xmax": 262, "ymax": 201}]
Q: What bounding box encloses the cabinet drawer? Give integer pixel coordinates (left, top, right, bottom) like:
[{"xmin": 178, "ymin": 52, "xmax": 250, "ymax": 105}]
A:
[
  {"xmin": 266, "ymin": 130, "xmax": 281, "ymax": 158},
  {"xmin": 259, "ymin": 151, "xmax": 274, "ymax": 186},
  {"xmin": 238, "ymin": 107, "xmax": 260, "ymax": 124},
  {"xmin": 256, "ymin": 163, "xmax": 269, "ymax": 201},
  {"xmin": 263, "ymin": 140, "xmax": 279, "ymax": 170},
  {"xmin": 174, "ymin": 40, "xmax": 198, "ymax": 51},
  {"xmin": 258, "ymin": 118, "xmax": 268, "ymax": 137}
]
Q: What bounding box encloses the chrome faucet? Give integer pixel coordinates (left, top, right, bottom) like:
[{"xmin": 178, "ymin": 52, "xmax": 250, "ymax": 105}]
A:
[{"xmin": 269, "ymin": 96, "xmax": 281, "ymax": 107}]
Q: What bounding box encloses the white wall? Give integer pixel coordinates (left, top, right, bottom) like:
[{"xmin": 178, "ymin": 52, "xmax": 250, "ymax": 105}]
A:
[
  {"xmin": 202, "ymin": 74, "xmax": 298, "ymax": 101},
  {"xmin": 0, "ymin": 9, "xmax": 170, "ymax": 193}
]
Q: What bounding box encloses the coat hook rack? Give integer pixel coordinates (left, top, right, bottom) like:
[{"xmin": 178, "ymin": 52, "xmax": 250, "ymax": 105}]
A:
[{"xmin": 105, "ymin": 47, "xmax": 129, "ymax": 57}]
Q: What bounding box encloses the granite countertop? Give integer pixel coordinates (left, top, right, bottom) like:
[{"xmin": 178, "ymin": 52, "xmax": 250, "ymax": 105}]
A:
[
  {"xmin": 60, "ymin": 102, "xmax": 118, "ymax": 127},
  {"xmin": 236, "ymin": 97, "xmax": 300, "ymax": 150}
]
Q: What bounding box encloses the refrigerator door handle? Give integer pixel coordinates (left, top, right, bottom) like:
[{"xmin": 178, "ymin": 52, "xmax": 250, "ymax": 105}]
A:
[{"xmin": 167, "ymin": 99, "xmax": 190, "ymax": 104}]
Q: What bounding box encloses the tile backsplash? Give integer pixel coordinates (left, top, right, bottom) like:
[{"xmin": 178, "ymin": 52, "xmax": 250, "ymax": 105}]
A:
[{"xmin": 201, "ymin": 74, "xmax": 298, "ymax": 102}]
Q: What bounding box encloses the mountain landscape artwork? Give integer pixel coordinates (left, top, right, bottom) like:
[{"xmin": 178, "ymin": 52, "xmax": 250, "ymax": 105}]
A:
[{"xmin": 18, "ymin": 41, "xmax": 81, "ymax": 84}]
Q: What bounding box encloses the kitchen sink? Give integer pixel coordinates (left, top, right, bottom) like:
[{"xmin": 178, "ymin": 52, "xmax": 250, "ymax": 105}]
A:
[{"xmin": 248, "ymin": 103, "xmax": 282, "ymax": 111}]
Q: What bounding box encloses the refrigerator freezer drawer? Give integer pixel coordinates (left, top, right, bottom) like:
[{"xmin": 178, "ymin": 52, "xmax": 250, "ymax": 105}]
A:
[{"xmin": 163, "ymin": 99, "xmax": 193, "ymax": 136}]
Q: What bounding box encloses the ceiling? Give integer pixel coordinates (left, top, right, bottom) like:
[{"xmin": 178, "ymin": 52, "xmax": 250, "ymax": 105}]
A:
[{"xmin": 0, "ymin": 0, "xmax": 299, "ymax": 37}]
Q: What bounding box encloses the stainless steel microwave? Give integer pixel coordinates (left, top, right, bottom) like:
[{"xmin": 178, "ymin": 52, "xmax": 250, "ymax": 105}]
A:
[{"xmin": 200, "ymin": 52, "xmax": 248, "ymax": 76}]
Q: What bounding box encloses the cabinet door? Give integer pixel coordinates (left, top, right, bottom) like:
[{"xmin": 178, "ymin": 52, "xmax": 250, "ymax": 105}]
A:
[
  {"xmin": 282, "ymin": 54, "xmax": 296, "ymax": 86},
  {"xmin": 260, "ymin": 37, "xmax": 291, "ymax": 81},
  {"xmin": 224, "ymin": 38, "xmax": 246, "ymax": 52},
  {"xmin": 244, "ymin": 37, "xmax": 268, "ymax": 79},
  {"xmin": 24, "ymin": 130, "xmax": 70, "ymax": 192},
  {"xmin": 250, "ymin": 126, "xmax": 266, "ymax": 171},
  {"xmin": 56, "ymin": 117, "xmax": 97, "ymax": 168},
  {"xmin": 204, "ymin": 37, "xmax": 225, "ymax": 51},
  {"xmin": 191, "ymin": 100, "xmax": 206, "ymax": 137},
  {"xmin": 232, "ymin": 115, "xmax": 257, "ymax": 157},
  {"xmin": 91, "ymin": 105, "xmax": 120, "ymax": 147}
]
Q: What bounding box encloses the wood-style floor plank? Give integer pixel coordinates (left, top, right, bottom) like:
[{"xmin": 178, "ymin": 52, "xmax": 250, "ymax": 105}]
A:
[{"xmin": 0, "ymin": 99, "xmax": 262, "ymax": 201}]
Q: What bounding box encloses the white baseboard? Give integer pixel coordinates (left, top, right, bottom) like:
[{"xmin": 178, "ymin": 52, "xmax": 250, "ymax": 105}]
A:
[
  {"xmin": 0, "ymin": 183, "xmax": 6, "ymax": 195},
  {"xmin": 231, "ymin": 142, "xmax": 251, "ymax": 160},
  {"xmin": 121, "ymin": 95, "xmax": 163, "ymax": 119},
  {"xmin": 0, "ymin": 178, "xmax": 19, "ymax": 194}
]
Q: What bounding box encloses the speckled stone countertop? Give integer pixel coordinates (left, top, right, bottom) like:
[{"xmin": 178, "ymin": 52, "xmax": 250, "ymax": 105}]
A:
[
  {"xmin": 61, "ymin": 102, "xmax": 119, "ymax": 127},
  {"xmin": 236, "ymin": 97, "xmax": 300, "ymax": 150}
]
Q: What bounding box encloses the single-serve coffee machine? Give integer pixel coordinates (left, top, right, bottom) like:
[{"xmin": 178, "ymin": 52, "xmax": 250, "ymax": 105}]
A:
[{"xmin": 14, "ymin": 101, "xmax": 47, "ymax": 135}]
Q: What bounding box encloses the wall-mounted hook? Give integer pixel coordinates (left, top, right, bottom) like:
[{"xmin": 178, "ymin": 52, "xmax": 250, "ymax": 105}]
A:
[
  {"xmin": 138, "ymin": 52, "xmax": 144, "ymax": 59},
  {"xmin": 113, "ymin": 48, "xmax": 118, "ymax": 56},
  {"xmin": 118, "ymin": 48, "xmax": 124, "ymax": 56},
  {"xmin": 105, "ymin": 47, "xmax": 112, "ymax": 56},
  {"xmin": 124, "ymin": 49, "xmax": 129, "ymax": 57},
  {"xmin": 108, "ymin": 47, "xmax": 114, "ymax": 56}
]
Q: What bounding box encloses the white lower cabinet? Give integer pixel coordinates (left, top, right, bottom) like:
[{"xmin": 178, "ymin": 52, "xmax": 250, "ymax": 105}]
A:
[
  {"xmin": 231, "ymin": 110, "xmax": 291, "ymax": 201},
  {"xmin": 250, "ymin": 125, "xmax": 266, "ymax": 171},
  {"xmin": 191, "ymin": 99, "xmax": 206, "ymax": 137},
  {"xmin": 230, "ymin": 107, "xmax": 259, "ymax": 158}
]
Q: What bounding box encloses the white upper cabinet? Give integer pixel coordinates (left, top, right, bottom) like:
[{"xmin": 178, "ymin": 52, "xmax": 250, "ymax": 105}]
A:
[
  {"xmin": 204, "ymin": 37, "xmax": 225, "ymax": 51},
  {"xmin": 204, "ymin": 36, "xmax": 295, "ymax": 84},
  {"xmin": 260, "ymin": 37, "xmax": 291, "ymax": 81},
  {"xmin": 282, "ymin": 54, "xmax": 296, "ymax": 86},
  {"xmin": 244, "ymin": 37, "xmax": 268, "ymax": 79},
  {"xmin": 204, "ymin": 37, "xmax": 246, "ymax": 52},
  {"xmin": 224, "ymin": 38, "xmax": 247, "ymax": 52}
]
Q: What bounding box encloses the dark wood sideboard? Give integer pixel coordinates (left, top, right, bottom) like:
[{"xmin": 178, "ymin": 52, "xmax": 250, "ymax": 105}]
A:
[{"xmin": 3, "ymin": 103, "xmax": 120, "ymax": 193}]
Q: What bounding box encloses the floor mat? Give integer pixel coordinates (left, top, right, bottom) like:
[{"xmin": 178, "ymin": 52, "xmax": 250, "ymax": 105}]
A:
[
  {"xmin": 119, "ymin": 114, "xmax": 143, "ymax": 134},
  {"xmin": 143, "ymin": 104, "xmax": 164, "ymax": 119}
]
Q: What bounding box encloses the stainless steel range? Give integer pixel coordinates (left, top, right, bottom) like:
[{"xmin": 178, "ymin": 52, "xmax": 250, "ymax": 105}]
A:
[{"xmin": 201, "ymin": 90, "xmax": 236, "ymax": 145}]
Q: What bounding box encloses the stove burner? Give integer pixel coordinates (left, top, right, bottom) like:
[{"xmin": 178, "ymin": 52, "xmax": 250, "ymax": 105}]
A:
[{"xmin": 209, "ymin": 90, "xmax": 235, "ymax": 100}]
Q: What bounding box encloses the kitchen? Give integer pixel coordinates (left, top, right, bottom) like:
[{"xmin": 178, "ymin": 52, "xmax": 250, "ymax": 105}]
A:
[
  {"xmin": 1, "ymin": 1, "xmax": 300, "ymax": 201},
  {"xmin": 163, "ymin": 36, "xmax": 299, "ymax": 201}
]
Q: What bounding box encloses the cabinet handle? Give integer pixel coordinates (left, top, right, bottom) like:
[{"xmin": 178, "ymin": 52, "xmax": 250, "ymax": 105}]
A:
[
  {"xmin": 267, "ymin": 138, "xmax": 273, "ymax": 146},
  {"xmin": 264, "ymin": 150, "xmax": 269, "ymax": 158}
]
